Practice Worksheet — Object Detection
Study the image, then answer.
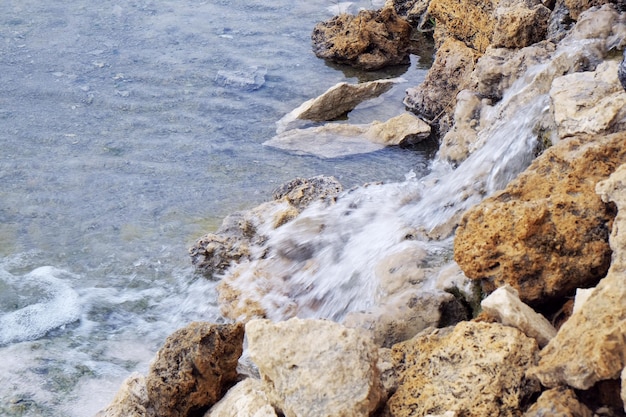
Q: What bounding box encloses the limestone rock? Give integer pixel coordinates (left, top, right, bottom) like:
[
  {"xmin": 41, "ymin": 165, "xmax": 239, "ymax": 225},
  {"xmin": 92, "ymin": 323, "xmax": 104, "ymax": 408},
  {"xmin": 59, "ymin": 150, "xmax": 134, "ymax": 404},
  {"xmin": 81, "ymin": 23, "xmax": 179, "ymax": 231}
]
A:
[
  {"xmin": 522, "ymin": 387, "xmax": 593, "ymax": 417},
  {"xmin": 454, "ymin": 132, "xmax": 626, "ymax": 305},
  {"xmin": 204, "ymin": 378, "xmax": 277, "ymax": 417},
  {"xmin": 95, "ymin": 373, "xmax": 149, "ymax": 417},
  {"xmin": 311, "ymin": 5, "xmax": 413, "ymax": 70},
  {"xmin": 246, "ymin": 318, "xmax": 384, "ymax": 417},
  {"xmin": 564, "ymin": 0, "xmax": 618, "ymax": 20},
  {"xmin": 481, "ymin": 285, "xmax": 556, "ymax": 348},
  {"xmin": 388, "ymin": 321, "xmax": 540, "ymax": 417},
  {"xmin": 145, "ymin": 322, "xmax": 244, "ymax": 417},
  {"xmin": 492, "ymin": 1, "xmax": 551, "ymax": 49},
  {"xmin": 526, "ymin": 163, "xmax": 626, "ymax": 390},
  {"xmin": 551, "ymin": 59, "xmax": 626, "ymax": 139},
  {"xmin": 276, "ymin": 80, "xmax": 397, "ymax": 133},
  {"xmin": 271, "ymin": 176, "xmax": 343, "ymax": 211}
]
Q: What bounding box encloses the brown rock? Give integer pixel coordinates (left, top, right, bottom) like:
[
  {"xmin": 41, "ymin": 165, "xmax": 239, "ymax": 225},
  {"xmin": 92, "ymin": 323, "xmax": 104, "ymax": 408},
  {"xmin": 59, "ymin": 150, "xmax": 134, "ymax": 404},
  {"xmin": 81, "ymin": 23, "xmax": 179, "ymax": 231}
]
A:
[
  {"xmin": 388, "ymin": 321, "xmax": 539, "ymax": 417},
  {"xmin": 564, "ymin": 0, "xmax": 617, "ymax": 20},
  {"xmin": 522, "ymin": 387, "xmax": 593, "ymax": 417},
  {"xmin": 526, "ymin": 163, "xmax": 626, "ymax": 390},
  {"xmin": 145, "ymin": 322, "xmax": 244, "ymax": 417},
  {"xmin": 492, "ymin": 1, "xmax": 551, "ymax": 49},
  {"xmin": 454, "ymin": 132, "xmax": 626, "ymax": 305},
  {"xmin": 311, "ymin": 5, "xmax": 413, "ymax": 70}
]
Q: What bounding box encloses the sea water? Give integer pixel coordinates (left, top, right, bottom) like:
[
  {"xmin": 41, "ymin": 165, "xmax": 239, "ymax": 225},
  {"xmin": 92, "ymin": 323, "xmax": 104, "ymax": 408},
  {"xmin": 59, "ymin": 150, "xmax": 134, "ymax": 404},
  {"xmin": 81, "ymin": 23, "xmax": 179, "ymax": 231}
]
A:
[{"xmin": 0, "ymin": 1, "xmax": 434, "ymax": 415}]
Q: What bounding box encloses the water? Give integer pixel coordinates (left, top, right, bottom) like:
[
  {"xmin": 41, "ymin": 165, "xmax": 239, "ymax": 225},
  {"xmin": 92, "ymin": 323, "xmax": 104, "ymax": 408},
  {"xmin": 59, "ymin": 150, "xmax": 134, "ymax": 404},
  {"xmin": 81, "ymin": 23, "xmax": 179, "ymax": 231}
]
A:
[{"xmin": 0, "ymin": 1, "xmax": 434, "ymax": 416}]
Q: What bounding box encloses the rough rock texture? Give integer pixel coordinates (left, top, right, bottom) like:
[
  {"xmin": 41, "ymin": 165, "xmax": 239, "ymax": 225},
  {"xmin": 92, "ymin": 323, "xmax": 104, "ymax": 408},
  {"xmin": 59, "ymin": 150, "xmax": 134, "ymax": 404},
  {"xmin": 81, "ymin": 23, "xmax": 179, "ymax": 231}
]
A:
[
  {"xmin": 622, "ymin": 368, "xmax": 626, "ymax": 412},
  {"xmin": 619, "ymin": 49, "xmax": 626, "ymax": 90},
  {"xmin": 145, "ymin": 322, "xmax": 244, "ymax": 417},
  {"xmin": 481, "ymin": 285, "xmax": 556, "ymax": 348},
  {"xmin": 551, "ymin": 59, "xmax": 626, "ymax": 139},
  {"xmin": 388, "ymin": 321, "xmax": 540, "ymax": 417},
  {"xmin": 564, "ymin": 0, "xmax": 621, "ymax": 20},
  {"xmin": 492, "ymin": 1, "xmax": 551, "ymax": 49},
  {"xmin": 311, "ymin": 5, "xmax": 413, "ymax": 70},
  {"xmin": 526, "ymin": 163, "xmax": 626, "ymax": 390},
  {"xmin": 190, "ymin": 176, "xmax": 342, "ymax": 275},
  {"xmin": 455, "ymin": 132, "xmax": 626, "ymax": 305},
  {"xmin": 246, "ymin": 318, "xmax": 383, "ymax": 417},
  {"xmin": 522, "ymin": 387, "xmax": 593, "ymax": 417},
  {"xmin": 95, "ymin": 373, "xmax": 149, "ymax": 417},
  {"xmin": 204, "ymin": 378, "xmax": 277, "ymax": 417}
]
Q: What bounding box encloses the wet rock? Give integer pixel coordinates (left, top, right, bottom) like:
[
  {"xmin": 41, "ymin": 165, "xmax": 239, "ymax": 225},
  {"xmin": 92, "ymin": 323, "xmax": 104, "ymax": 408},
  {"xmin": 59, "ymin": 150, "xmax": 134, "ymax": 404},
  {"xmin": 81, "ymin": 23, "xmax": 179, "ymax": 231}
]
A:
[
  {"xmin": 492, "ymin": 0, "xmax": 551, "ymax": 49},
  {"xmin": 388, "ymin": 321, "xmax": 540, "ymax": 417},
  {"xmin": 145, "ymin": 322, "xmax": 244, "ymax": 417},
  {"xmin": 526, "ymin": 163, "xmax": 626, "ymax": 390},
  {"xmin": 204, "ymin": 378, "xmax": 277, "ymax": 417},
  {"xmin": 311, "ymin": 5, "xmax": 413, "ymax": 70},
  {"xmin": 551, "ymin": 59, "xmax": 626, "ymax": 139},
  {"xmin": 246, "ymin": 318, "xmax": 384, "ymax": 417},
  {"xmin": 265, "ymin": 113, "xmax": 431, "ymax": 159},
  {"xmin": 276, "ymin": 79, "xmax": 398, "ymax": 133},
  {"xmin": 95, "ymin": 373, "xmax": 149, "ymax": 417},
  {"xmin": 620, "ymin": 49, "xmax": 626, "ymax": 90},
  {"xmin": 214, "ymin": 66, "xmax": 266, "ymax": 91},
  {"xmin": 522, "ymin": 387, "xmax": 593, "ymax": 417},
  {"xmin": 271, "ymin": 176, "xmax": 343, "ymax": 211},
  {"xmin": 480, "ymin": 284, "xmax": 556, "ymax": 348},
  {"xmin": 454, "ymin": 132, "xmax": 626, "ymax": 305}
]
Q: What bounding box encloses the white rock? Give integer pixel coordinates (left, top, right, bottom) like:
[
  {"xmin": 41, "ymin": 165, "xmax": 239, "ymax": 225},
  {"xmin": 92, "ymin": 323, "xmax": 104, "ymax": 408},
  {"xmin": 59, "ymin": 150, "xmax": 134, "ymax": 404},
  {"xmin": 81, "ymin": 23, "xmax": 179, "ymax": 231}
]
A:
[
  {"xmin": 204, "ymin": 378, "xmax": 276, "ymax": 417},
  {"xmin": 572, "ymin": 287, "xmax": 595, "ymax": 315}
]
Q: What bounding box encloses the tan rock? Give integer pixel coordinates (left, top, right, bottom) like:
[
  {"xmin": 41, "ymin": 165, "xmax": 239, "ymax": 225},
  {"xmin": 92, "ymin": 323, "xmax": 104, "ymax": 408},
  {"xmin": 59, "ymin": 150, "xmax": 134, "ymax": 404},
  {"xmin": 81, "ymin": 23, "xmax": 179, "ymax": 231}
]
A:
[
  {"xmin": 246, "ymin": 318, "xmax": 384, "ymax": 417},
  {"xmin": 204, "ymin": 378, "xmax": 277, "ymax": 417},
  {"xmin": 455, "ymin": 132, "xmax": 626, "ymax": 305},
  {"xmin": 492, "ymin": 1, "xmax": 551, "ymax": 49},
  {"xmin": 481, "ymin": 285, "xmax": 556, "ymax": 348},
  {"xmin": 388, "ymin": 321, "xmax": 539, "ymax": 417},
  {"xmin": 564, "ymin": 0, "xmax": 616, "ymax": 20},
  {"xmin": 526, "ymin": 163, "xmax": 626, "ymax": 390},
  {"xmin": 95, "ymin": 373, "xmax": 149, "ymax": 417},
  {"xmin": 522, "ymin": 387, "xmax": 593, "ymax": 417},
  {"xmin": 622, "ymin": 368, "xmax": 626, "ymax": 412},
  {"xmin": 145, "ymin": 322, "xmax": 244, "ymax": 417}
]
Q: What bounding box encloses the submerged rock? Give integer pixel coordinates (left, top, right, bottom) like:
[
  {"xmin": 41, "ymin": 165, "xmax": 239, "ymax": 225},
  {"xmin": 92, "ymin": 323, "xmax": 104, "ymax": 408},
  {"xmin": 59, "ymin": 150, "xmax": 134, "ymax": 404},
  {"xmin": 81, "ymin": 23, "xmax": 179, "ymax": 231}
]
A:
[{"xmin": 214, "ymin": 66, "xmax": 266, "ymax": 91}]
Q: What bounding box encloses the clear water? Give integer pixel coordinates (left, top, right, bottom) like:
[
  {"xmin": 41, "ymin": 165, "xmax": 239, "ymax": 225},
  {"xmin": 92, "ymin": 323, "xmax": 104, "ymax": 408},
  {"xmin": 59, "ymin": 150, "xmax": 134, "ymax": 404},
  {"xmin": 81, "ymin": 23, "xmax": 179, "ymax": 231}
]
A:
[{"xmin": 0, "ymin": 1, "xmax": 434, "ymax": 416}]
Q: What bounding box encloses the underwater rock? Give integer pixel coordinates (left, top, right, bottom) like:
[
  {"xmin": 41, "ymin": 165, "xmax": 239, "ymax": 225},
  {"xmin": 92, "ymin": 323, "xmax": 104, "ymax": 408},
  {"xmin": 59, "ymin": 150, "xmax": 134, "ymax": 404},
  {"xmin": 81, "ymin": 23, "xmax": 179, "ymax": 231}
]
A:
[
  {"xmin": 204, "ymin": 378, "xmax": 277, "ymax": 417},
  {"xmin": 246, "ymin": 318, "xmax": 384, "ymax": 417},
  {"xmin": 522, "ymin": 387, "xmax": 593, "ymax": 417},
  {"xmin": 455, "ymin": 132, "xmax": 626, "ymax": 305},
  {"xmin": 311, "ymin": 5, "xmax": 413, "ymax": 70},
  {"xmin": 95, "ymin": 373, "xmax": 149, "ymax": 417},
  {"xmin": 388, "ymin": 321, "xmax": 539, "ymax": 417},
  {"xmin": 214, "ymin": 66, "xmax": 266, "ymax": 91},
  {"xmin": 145, "ymin": 322, "xmax": 244, "ymax": 417},
  {"xmin": 526, "ymin": 163, "xmax": 626, "ymax": 390}
]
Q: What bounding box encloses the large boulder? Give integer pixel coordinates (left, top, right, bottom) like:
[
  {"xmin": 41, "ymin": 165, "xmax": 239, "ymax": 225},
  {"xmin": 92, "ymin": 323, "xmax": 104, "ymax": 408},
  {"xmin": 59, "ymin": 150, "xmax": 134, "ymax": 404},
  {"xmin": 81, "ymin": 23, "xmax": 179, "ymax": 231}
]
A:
[
  {"xmin": 311, "ymin": 5, "xmax": 413, "ymax": 70},
  {"xmin": 246, "ymin": 318, "xmax": 384, "ymax": 417},
  {"xmin": 454, "ymin": 132, "xmax": 626, "ymax": 305},
  {"xmin": 145, "ymin": 322, "xmax": 244, "ymax": 417},
  {"xmin": 526, "ymin": 163, "xmax": 626, "ymax": 390},
  {"xmin": 492, "ymin": 0, "xmax": 551, "ymax": 49},
  {"xmin": 388, "ymin": 321, "xmax": 539, "ymax": 417}
]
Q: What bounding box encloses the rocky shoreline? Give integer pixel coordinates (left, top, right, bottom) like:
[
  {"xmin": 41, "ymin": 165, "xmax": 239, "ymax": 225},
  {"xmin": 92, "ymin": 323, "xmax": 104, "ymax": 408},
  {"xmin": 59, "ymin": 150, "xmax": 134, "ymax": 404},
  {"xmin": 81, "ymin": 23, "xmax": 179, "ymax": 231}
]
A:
[{"xmin": 98, "ymin": 0, "xmax": 626, "ymax": 416}]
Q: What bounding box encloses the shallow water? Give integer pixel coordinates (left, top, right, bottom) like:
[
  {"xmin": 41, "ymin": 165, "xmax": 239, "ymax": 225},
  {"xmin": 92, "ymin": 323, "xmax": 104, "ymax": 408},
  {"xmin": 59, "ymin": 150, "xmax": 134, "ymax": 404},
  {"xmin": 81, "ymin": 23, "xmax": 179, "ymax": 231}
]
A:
[{"xmin": 0, "ymin": 1, "xmax": 433, "ymax": 415}]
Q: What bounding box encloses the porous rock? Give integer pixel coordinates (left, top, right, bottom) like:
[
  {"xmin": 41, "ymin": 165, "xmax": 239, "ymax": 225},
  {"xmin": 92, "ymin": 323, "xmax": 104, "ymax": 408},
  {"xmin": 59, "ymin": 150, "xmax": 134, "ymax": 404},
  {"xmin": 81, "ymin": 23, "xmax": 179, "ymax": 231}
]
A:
[
  {"xmin": 95, "ymin": 373, "xmax": 149, "ymax": 417},
  {"xmin": 246, "ymin": 318, "xmax": 384, "ymax": 417},
  {"xmin": 526, "ymin": 163, "xmax": 626, "ymax": 390},
  {"xmin": 204, "ymin": 378, "xmax": 277, "ymax": 417},
  {"xmin": 454, "ymin": 132, "xmax": 626, "ymax": 305},
  {"xmin": 522, "ymin": 387, "xmax": 593, "ymax": 417},
  {"xmin": 388, "ymin": 321, "xmax": 539, "ymax": 417},
  {"xmin": 492, "ymin": 0, "xmax": 551, "ymax": 49},
  {"xmin": 311, "ymin": 5, "xmax": 413, "ymax": 70},
  {"xmin": 563, "ymin": 0, "xmax": 621, "ymax": 20},
  {"xmin": 145, "ymin": 322, "xmax": 244, "ymax": 417}
]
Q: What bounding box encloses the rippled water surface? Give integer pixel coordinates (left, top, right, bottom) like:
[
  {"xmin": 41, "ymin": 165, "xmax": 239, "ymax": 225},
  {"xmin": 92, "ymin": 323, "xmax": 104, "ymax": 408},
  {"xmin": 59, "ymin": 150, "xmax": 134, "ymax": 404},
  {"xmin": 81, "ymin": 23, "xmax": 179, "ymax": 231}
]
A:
[{"xmin": 0, "ymin": 1, "xmax": 432, "ymax": 415}]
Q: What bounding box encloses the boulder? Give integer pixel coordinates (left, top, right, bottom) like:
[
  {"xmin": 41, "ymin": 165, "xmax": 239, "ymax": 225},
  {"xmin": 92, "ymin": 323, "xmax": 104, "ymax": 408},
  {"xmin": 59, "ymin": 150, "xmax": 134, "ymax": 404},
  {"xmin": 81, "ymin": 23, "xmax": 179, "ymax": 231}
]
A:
[
  {"xmin": 246, "ymin": 318, "xmax": 384, "ymax": 417},
  {"xmin": 145, "ymin": 322, "xmax": 244, "ymax": 417},
  {"xmin": 522, "ymin": 387, "xmax": 593, "ymax": 417},
  {"xmin": 526, "ymin": 163, "xmax": 626, "ymax": 390},
  {"xmin": 311, "ymin": 5, "xmax": 413, "ymax": 70},
  {"xmin": 492, "ymin": 1, "xmax": 551, "ymax": 49},
  {"xmin": 388, "ymin": 321, "xmax": 540, "ymax": 417},
  {"xmin": 95, "ymin": 373, "xmax": 149, "ymax": 417},
  {"xmin": 204, "ymin": 378, "xmax": 277, "ymax": 417},
  {"xmin": 454, "ymin": 132, "xmax": 626, "ymax": 305}
]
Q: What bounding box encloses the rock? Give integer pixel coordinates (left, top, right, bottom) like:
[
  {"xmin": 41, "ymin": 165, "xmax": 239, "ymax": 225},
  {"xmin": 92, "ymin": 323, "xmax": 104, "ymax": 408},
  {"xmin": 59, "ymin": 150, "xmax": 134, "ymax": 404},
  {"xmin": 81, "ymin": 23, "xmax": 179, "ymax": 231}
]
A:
[
  {"xmin": 572, "ymin": 287, "xmax": 594, "ymax": 314},
  {"xmin": 204, "ymin": 378, "xmax": 277, "ymax": 417},
  {"xmin": 619, "ymin": 49, "xmax": 626, "ymax": 90},
  {"xmin": 492, "ymin": 1, "xmax": 551, "ymax": 49},
  {"xmin": 214, "ymin": 66, "xmax": 266, "ymax": 91},
  {"xmin": 264, "ymin": 113, "xmax": 431, "ymax": 159},
  {"xmin": 276, "ymin": 79, "xmax": 398, "ymax": 133},
  {"xmin": 551, "ymin": 59, "xmax": 626, "ymax": 139},
  {"xmin": 388, "ymin": 321, "xmax": 540, "ymax": 417},
  {"xmin": 480, "ymin": 284, "xmax": 557, "ymax": 348},
  {"xmin": 622, "ymin": 368, "xmax": 626, "ymax": 412},
  {"xmin": 145, "ymin": 322, "xmax": 244, "ymax": 417},
  {"xmin": 526, "ymin": 163, "xmax": 626, "ymax": 390},
  {"xmin": 404, "ymin": 37, "xmax": 479, "ymax": 124},
  {"xmin": 95, "ymin": 373, "xmax": 149, "ymax": 417},
  {"xmin": 454, "ymin": 132, "xmax": 626, "ymax": 305},
  {"xmin": 246, "ymin": 318, "xmax": 384, "ymax": 417},
  {"xmin": 522, "ymin": 387, "xmax": 593, "ymax": 417},
  {"xmin": 271, "ymin": 176, "xmax": 343, "ymax": 211},
  {"xmin": 311, "ymin": 5, "xmax": 413, "ymax": 70},
  {"xmin": 563, "ymin": 0, "xmax": 618, "ymax": 20}
]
